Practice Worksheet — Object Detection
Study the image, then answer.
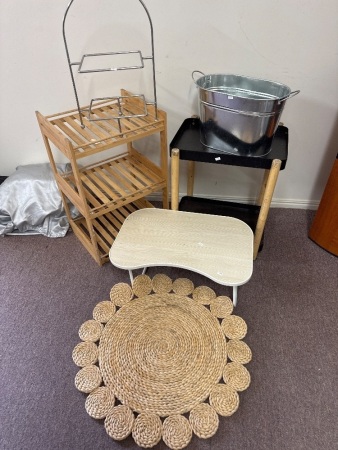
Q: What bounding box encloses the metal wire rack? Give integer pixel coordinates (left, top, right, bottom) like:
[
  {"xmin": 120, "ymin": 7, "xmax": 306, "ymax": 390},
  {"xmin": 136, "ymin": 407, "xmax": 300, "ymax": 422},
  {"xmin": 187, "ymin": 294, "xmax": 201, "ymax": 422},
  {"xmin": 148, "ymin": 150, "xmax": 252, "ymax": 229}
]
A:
[{"xmin": 62, "ymin": 0, "xmax": 158, "ymax": 128}]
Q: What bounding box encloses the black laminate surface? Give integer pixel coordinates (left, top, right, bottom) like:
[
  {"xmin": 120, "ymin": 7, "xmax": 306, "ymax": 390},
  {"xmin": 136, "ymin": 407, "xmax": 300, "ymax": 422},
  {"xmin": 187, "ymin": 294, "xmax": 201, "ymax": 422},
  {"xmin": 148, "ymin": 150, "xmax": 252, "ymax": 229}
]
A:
[{"xmin": 170, "ymin": 118, "xmax": 288, "ymax": 170}]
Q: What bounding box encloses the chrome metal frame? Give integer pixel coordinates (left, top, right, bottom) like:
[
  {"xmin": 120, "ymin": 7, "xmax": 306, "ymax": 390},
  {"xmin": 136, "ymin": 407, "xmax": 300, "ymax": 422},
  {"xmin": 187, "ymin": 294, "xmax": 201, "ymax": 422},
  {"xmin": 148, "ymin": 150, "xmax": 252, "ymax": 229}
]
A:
[{"xmin": 62, "ymin": 0, "xmax": 158, "ymax": 128}]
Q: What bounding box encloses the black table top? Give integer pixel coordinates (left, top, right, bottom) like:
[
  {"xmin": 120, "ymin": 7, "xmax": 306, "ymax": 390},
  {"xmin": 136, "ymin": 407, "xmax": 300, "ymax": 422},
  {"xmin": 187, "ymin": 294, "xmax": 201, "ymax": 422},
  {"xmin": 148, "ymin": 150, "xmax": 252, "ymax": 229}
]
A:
[{"xmin": 170, "ymin": 118, "xmax": 288, "ymax": 170}]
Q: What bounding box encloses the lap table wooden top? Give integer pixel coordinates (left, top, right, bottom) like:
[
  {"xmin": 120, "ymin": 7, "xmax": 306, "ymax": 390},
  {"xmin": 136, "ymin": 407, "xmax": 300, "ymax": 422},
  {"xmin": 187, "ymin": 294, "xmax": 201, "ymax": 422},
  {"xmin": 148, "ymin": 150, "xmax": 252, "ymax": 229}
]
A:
[{"xmin": 109, "ymin": 209, "xmax": 253, "ymax": 305}]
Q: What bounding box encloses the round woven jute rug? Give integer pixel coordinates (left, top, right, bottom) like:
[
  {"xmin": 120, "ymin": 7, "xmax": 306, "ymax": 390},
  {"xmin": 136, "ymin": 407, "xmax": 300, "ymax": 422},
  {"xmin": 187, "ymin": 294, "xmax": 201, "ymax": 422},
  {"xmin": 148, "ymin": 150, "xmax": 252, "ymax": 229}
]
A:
[{"xmin": 73, "ymin": 274, "xmax": 252, "ymax": 449}]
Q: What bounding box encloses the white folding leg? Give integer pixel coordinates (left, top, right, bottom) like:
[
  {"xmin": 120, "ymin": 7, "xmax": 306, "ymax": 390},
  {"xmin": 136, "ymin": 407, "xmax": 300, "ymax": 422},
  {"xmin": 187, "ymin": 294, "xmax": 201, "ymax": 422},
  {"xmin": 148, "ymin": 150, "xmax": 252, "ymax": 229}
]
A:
[
  {"xmin": 128, "ymin": 270, "xmax": 134, "ymax": 284},
  {"xmin": 128, "ymin": 267, "xmax": 147, "ymax": 284},
  {"xmin": 232, "ymin": 286, "xmax": 238, "ymax": 307}
]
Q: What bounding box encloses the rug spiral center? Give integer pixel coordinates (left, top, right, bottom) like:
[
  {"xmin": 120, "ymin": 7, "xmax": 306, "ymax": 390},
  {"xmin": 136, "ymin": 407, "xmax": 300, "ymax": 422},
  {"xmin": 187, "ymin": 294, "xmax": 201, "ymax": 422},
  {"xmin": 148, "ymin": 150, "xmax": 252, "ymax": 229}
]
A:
[{"xmin": 99, "ymin": 293, "xmax": 227, "ymax": 416}]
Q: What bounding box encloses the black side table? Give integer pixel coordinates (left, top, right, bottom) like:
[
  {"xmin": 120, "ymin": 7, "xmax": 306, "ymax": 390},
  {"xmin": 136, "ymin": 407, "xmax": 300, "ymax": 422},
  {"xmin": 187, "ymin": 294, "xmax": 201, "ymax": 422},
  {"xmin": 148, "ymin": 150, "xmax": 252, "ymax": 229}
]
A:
[{"xmin": 170, "ymin": 117, "xmax": 288, "ymax": 259}]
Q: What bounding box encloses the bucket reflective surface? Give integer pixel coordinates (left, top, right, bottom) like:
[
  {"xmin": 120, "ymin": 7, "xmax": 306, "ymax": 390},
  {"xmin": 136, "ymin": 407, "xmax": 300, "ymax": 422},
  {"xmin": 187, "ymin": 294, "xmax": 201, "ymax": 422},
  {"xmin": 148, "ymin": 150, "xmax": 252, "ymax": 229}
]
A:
[{"xmin": 193, "ymin": 72, "xmax": 299, "ymax": 155}]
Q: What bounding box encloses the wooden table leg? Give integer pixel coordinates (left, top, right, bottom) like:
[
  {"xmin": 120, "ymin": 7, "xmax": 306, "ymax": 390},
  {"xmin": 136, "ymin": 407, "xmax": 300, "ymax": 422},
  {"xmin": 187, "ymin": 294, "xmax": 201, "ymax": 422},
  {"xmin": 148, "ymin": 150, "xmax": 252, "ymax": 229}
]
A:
[
  {"xmin": 257, "ymin": 169, "xmax": 270, "ymax": 207},
  {"xmin": 171, "ymin": 148, "xmax": 180, "ymax": 211},
  {"xmin": 253, "ymin": 159, "xmax": 282, "ymax": 259}
]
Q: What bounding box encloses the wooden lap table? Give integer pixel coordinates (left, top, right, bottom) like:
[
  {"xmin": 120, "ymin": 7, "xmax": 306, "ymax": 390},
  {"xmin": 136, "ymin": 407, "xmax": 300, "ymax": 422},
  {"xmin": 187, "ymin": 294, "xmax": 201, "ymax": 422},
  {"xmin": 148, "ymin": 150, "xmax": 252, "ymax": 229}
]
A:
[{"xmin": 109, "ymin": 208, "xmax": 253, "ymax": 306}]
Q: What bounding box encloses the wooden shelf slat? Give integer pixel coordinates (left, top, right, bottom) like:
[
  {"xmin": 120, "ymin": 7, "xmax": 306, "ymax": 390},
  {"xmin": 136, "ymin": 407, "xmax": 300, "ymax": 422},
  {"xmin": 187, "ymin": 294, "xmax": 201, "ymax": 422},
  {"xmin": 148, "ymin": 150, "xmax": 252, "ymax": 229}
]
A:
[
  {"xmin": 93, "ymin": 166, "xmax": 129, "ymax": 199},
  {"xmin": 52, "ymin": 119, "xmax": 88, "ymax": 147}
]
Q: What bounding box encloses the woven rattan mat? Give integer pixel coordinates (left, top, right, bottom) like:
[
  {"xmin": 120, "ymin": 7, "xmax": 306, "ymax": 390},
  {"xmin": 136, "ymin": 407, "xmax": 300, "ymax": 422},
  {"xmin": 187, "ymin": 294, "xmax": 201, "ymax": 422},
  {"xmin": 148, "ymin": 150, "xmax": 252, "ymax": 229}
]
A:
[{"xmin": 73, "ymin": 274, "xmax": 252, "ymax": 449}]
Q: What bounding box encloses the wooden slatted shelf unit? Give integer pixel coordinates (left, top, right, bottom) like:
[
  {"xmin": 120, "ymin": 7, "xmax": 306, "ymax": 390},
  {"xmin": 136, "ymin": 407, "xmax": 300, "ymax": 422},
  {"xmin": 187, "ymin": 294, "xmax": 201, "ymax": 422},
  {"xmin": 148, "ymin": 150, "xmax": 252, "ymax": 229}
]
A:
[{"xmin": 36, "ymin": 90, "xmax": 168, "ymax": 265}]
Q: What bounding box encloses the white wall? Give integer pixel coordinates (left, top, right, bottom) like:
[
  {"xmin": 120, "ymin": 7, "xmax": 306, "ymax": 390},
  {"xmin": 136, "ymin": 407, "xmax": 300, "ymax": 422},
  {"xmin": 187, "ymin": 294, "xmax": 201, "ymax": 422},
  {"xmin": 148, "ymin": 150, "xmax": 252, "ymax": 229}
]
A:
[{"xmin": 0, "ymin": 0, "xmax": 337, "ymax": 208}]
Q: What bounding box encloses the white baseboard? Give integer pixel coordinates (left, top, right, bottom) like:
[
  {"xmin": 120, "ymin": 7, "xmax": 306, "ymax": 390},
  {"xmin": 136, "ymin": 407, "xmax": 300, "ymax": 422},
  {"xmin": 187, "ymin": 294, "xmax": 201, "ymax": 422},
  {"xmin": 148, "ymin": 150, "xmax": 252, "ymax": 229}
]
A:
[{"xmin": 147, "ymin": 193, "xmax": 319, "ymax": 210}]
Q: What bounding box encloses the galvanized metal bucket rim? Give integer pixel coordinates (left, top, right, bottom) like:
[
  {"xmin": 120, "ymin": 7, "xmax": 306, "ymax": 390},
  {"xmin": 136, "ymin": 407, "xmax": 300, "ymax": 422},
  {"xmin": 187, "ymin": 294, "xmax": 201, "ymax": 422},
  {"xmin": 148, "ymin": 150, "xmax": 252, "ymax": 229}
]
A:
[{"xmin": 192, "ymin": 70, "xmax": 299, "ymax": 104}]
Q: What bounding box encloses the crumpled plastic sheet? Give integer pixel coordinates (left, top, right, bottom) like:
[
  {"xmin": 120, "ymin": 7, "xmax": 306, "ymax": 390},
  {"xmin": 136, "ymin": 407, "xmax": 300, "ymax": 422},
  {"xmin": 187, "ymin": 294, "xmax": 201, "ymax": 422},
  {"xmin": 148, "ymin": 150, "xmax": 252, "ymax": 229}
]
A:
[{"xmin": 0, "ymin": 163, "xmax": 78, "ymax": 238}]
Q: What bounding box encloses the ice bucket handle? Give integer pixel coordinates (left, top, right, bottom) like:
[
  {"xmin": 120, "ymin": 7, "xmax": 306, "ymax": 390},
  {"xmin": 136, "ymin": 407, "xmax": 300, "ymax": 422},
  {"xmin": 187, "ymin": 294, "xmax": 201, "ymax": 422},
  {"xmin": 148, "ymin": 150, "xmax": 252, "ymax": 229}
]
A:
[
  {"xmin": 278, "ymin": 90, "xmax": 300, "ymax": 104},
  {"xmin": 192, "ymin": 70, "xmax": 205, "ymax": 84}
]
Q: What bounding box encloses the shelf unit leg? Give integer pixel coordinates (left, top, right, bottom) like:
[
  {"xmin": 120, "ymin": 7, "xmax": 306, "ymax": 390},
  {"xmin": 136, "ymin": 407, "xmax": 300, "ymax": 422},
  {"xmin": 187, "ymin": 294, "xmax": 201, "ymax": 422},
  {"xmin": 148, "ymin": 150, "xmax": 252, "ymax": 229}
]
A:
[
  {"xmin": 67, "ymin": 149, "xmax": 103, "ymax": 263},
  {"xmin": 41, "ymin": 131, "xmax": 103, "ymax": 264},
  {"xmin": 41, "ymin": 134, "xmax": 60, "ymax": 176},
  {"xmin": 171, "ymin": 148, "xmax": 180, "ymax": 211},
  {"xmin": 253, "ymin": 159, "xmax": 282, "ymax": 260},
  {"xmin": 187, "ymin": 161, "xmax": 195, "ymax": 196},
  {"xmin": 57, "ymin": 189, "xmax": 100, "ymax": 264}
]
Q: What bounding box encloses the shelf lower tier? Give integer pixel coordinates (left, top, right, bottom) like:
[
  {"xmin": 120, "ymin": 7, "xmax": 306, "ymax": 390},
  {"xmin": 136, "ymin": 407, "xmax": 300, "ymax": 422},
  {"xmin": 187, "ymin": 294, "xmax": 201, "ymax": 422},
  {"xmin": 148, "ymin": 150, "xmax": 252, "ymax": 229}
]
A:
[
  {"xmin": 69, "ymin": 198, "xmax": 154, "ymax": 265},
  {"xmin": 58, "ymin": 150, "xmax": 166, "ymax": 218}
]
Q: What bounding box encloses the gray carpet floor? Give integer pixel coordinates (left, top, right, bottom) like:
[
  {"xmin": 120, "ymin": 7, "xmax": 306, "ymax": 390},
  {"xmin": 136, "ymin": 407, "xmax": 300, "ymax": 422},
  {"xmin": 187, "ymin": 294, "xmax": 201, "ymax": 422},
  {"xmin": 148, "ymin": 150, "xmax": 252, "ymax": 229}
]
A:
[{"xmin": 1, "ymin": 208, "xmax": 337, "ymax": 450}]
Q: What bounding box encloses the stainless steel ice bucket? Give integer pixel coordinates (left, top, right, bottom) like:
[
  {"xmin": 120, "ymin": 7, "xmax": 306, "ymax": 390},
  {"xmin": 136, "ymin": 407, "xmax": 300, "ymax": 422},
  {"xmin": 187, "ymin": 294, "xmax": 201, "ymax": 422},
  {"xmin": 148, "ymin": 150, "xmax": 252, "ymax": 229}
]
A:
[{"xmin": 193, "ymin": 71, "xmax": 299, "ymax": 155}]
